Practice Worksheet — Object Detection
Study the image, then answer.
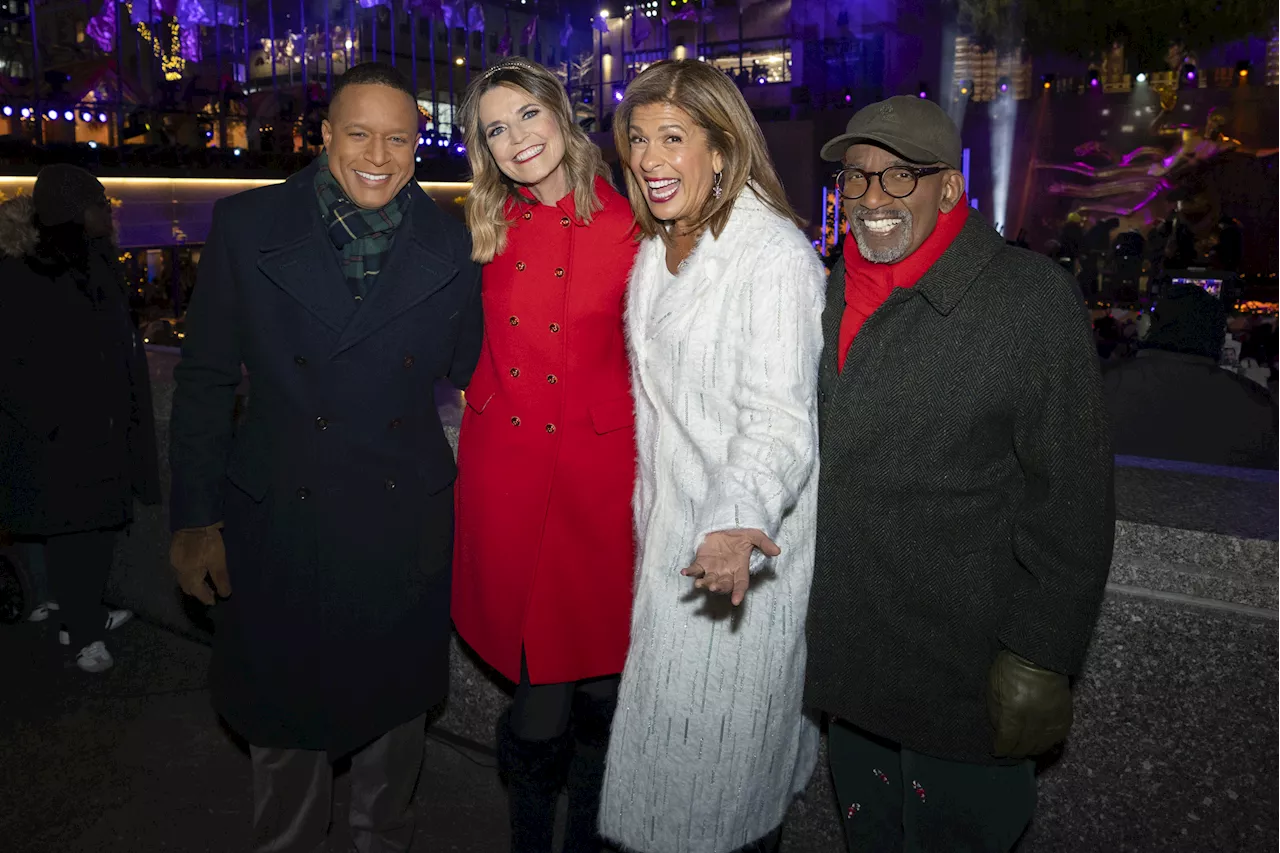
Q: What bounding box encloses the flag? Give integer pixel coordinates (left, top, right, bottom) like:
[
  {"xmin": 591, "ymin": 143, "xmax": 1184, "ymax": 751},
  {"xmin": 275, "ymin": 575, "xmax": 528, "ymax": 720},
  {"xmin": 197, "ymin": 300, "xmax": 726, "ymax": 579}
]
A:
[
  {"xmin": 629, "ymin": 12, "xmax": 651, "ymax": 46},
  {"xmin": 520, "ymin": 15, "xmax": 536, "ymax": 46},
  {"xmin": 175, "ymin": 0, "xmax": 215, "ymax": 27},
  {"xmin": 441, "ymin": 0, "xmax": 464, "ymax": 29},
  {"xmin": 467, "ymin": 3, "xmax": 484, "ymax": 32},
  {"xmin": 86, "ymin": 0, "xmax": 116, "ymax": 52},
  {"xmin": 497, "ymin": 11, "xmax": 512, "ymax": 55},
  {"xmin": 559, "ymin": 12, "xmax": 573, "ymax": 47},
  {"xmin": 180, "ymin": 25, "xmax": 202, "ymax": 62}
]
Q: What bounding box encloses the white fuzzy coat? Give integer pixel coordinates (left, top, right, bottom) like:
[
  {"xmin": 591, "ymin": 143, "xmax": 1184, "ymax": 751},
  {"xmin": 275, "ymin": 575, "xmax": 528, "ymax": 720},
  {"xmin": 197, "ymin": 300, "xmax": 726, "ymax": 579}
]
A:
[{"xmin": 599, "ymin": 188, "xmax": 826, "ymax": 853}]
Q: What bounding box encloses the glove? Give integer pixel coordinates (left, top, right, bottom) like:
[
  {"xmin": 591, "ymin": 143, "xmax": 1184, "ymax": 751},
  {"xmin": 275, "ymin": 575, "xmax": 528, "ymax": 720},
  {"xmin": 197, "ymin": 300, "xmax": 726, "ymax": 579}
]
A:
[
  {"xmin": 169, "ymin": 523, "xmax": 231, "ymax": 606},
  {"xmin": 987, "ymin": 649, "xmax": 1073, "ymax": 758}
]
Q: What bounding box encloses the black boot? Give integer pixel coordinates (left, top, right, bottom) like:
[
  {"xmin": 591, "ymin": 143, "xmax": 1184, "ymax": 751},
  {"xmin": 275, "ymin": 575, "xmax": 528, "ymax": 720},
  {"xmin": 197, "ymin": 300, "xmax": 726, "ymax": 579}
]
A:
[
  {"xmin": 563, "ymin": 685, "xmax": 618, "ymax": 853},
  {"xmin": 497, "ymin": 709, "xmax": 574, "ymax": 853}
]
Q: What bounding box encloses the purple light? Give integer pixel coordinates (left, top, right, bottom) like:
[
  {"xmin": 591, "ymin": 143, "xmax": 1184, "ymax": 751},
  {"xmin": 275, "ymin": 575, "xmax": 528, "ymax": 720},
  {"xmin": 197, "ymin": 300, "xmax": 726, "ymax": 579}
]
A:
[
  {"xmin": 47, "ymin": 109, "xmax": 58, "ymax": 120},
  {"xmin": 1089, "ymin": 77, "xmax": 1099, "ymax": 88},
  {"xmin": 454, "ymin": 143, "xmax": 466, "ymax": 154},
  {"xmin": 1185, "ymin": 70, "xmax": 1196, "ymax": 81},
  {"xmin": 844, "ymin": 94, "xmax": 852, "ymax": 103},
  {"xmin": 918, "ymin": 90, "xmax": 927, "ymax": 99},
  {"xmin": 63, "ymin": 110, "xmax": 74, "ymax": 121},
  {"xmin": 998, "ymin": 82, "xmax": 1009, "ymax": 93},
  {"xmin": 613, "ymin": 89, "xmax": 624, "ymax": 102},
  {"xmin": 1, "ymin": 106, "xmax": 10, "ymax": 116},
  {"xmin": 97, "ymin": 113, "xmax": 107, "ymax": 123},
  {"xmin": 20, "ymin": 107, "xmax": 30, "ymax": 118},
  {"xmin": 81, "ymin": 111, "xmax": 92, "ymax": 122},
  {"xmin": 756, "ymin": 76, "xmax": 766, "ymax": 85},
  {"xmin": 417, "ymin": 135, "xmax": 425, "ymax": 146},
  {"xmin": 437, "ymin": 138, "xmax": 448, "ymax": 147}
]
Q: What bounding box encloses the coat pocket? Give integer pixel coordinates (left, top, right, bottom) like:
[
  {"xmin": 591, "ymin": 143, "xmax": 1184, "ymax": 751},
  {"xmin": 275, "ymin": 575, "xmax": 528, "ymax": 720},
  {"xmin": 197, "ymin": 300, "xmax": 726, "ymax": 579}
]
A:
[
  {"xmin": 463, "ymin": 376, "xmax": 495, "ymax": 414},
  {"xmin": 589, "ymin": 394, "xmax": 635, "ymax": 435},
  {"xmin": 225, "ymin": 427, "xmax": 270, "ymax": 502}
]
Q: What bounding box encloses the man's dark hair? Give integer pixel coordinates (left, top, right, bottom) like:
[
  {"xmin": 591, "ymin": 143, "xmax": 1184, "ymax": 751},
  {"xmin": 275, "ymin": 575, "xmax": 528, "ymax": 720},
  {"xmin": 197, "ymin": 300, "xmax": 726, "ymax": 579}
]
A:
[{"xmin": 331, "ymin": 62, "xmax": 416, "ymax": 107}]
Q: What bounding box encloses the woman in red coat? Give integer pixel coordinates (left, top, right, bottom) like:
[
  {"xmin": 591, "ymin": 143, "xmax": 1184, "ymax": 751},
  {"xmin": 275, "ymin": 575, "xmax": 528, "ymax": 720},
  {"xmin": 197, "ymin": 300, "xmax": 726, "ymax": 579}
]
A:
[{"xmin": 454, "ymin": 59, "xmax": 638, "ymax": 853}]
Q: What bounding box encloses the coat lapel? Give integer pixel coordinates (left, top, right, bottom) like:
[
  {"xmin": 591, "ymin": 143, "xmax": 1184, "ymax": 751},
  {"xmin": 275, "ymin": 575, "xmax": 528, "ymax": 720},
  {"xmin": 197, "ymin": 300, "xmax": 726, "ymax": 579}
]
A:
[
  {"xmin": 330, "ymin": 184, "xmax": 458, "ymax": 356},
  {"xmin": 256, "ymin": 162, "xmax": 356, "ymax": 335}
]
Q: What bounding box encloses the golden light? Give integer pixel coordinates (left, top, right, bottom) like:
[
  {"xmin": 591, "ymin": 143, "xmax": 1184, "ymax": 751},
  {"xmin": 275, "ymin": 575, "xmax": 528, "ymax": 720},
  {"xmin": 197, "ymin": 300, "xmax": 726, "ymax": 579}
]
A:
[
  {"xmin": 1239, "ymin": 68, "xmax": 1249, "ymax": 78},
  {"xmin": 454, "ymin": 57, "xmax": 464, "ymax": 66},
  {"xmin": 1043, "ymin": 81, "xmax": 1051, "ymax": 89}
]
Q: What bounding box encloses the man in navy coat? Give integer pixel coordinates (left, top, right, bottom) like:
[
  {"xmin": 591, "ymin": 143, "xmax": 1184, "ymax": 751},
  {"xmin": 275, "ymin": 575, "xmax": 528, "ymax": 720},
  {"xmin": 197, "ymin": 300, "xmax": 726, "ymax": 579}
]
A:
[{"xmin": 168, "ymin": 62, "xmax": 482, "ymax": 852}]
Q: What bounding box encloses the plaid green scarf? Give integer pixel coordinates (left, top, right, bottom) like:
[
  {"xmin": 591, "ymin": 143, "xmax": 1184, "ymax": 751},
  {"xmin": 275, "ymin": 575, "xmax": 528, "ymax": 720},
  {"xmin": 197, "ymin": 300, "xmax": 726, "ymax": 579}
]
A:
[{"xmin": 313, "ymin": 151, "xmax": 412, "ymax": 299}]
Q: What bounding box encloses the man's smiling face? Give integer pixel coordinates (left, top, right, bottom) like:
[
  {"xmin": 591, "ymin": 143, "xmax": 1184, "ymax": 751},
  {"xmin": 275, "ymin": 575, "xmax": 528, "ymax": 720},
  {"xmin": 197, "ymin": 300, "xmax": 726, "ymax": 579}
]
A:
[{"xmin": 320, "ymin": 82, "xmax": 419, "ymax": 209}]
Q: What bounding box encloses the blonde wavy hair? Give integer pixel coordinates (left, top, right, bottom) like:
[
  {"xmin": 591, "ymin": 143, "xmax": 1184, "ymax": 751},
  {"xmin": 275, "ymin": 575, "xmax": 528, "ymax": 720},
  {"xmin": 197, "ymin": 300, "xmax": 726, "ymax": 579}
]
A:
[
  {"xmin": 613, "ymin": 59, "xmax": 803, "ymax": 246},
  {"xmin": 460, "ymin": 60, "xmax": 612, "ymax": 263}
]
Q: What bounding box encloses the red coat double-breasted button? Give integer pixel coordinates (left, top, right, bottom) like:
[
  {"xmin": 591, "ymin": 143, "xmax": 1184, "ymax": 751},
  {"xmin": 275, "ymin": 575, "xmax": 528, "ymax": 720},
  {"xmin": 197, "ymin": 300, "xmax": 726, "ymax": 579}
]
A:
[
  {"xmin": 511, "ymin": 416, "xmax": 521, "ymax": 426},
  {"xmin": 545, "ymin": 424, "xmax": 556, "ymax": 434},
  {"xmin": 509, "ymin": 316, "xmax": 519, "ymax": 326},
  {"xmin": 560, "ymin": 217, "xmax": 571, "ymax": 227},
  {"xmin": 549, "ymin": 323, "xmax": 560, "ymax": 333},
  {"xmin": 546, "ymin": 374, "xmax": 557, "ymax": 384},
  {"xmin": 516, "ymin": 262, "xmax": 527, "ymax": 271},
  {"xmin": 522, "ymin": 211, "xmax": 532, "ymax": 220},
  {"xmin": 554, "ymin": 268, "xmax": 565, "ymax": 278},
  {"xmin": 510, "ymin": 367, "xmax": 520, "ymax": 377}
]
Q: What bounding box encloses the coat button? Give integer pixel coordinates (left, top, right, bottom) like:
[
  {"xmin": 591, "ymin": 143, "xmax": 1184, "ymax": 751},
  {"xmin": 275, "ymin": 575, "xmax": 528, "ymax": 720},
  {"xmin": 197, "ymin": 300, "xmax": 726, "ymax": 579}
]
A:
[
  {"xmin": 522, "ymin": 211, "xmax": 532, "ymax": 220},
  {"xmin": 511, "ymin": 416, "xmax": 521, "ymax": 426},
  {"xmin": 515, "ymin": 261, "xmax": 527, "ymax": 271},
  {"xmin": 546, "ymin": 374, "xmax": 557, "ymax": 384},
  {"xmin": 560, "ymin": 216, "xmax": 571, "ymax": 227},
  {"xmin": 509, "ymin": 367, "xmax": 520, "ymax": 377},
  {"xmin": 297, "ymin": 487, "xmax": 310, "ymax": 500},
  {"xmin": 294, "ymin": 355, "xmax": 307, "ymax": 366},
  {"xmin": 403, "ymin": 355, "xmax": 415, "ymax": 368},
  {"xmin": 549, "ymin": 323, "xmax": 560, "ymax": 333},
  {"xmin": 554, "ymin": 267, "xmax": 565, "ymax": 278},
  {"xmin": 545, "ymin": 423, "xmax": 556, "ymax": 434},
  {"xmin": 389, "ymin": 418, "xmax": 403, "ymax": 429},
  {"xmin": 509, "ymin": 316, "xmax": 519, "ymax": 326},
  {"xmin": 385, "ymin": 479, "xmax": 396, "ymax": 491},
  {"xmin": 315, "ymin": 416, "xmax": 328, "ymax": 430}
]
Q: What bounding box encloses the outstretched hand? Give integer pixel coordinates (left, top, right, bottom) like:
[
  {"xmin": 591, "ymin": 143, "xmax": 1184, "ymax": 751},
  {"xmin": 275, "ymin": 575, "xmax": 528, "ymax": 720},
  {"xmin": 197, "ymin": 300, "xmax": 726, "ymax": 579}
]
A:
[{"xmin": 681, "ymin": 529, "xmax": 781, "ymax": 606}]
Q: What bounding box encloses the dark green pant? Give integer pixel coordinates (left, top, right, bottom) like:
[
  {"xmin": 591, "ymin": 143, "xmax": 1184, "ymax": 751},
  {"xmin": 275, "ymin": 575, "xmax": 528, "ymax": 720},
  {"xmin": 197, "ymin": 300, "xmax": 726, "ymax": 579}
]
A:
[{"xmin": 828, "ymin": 719, "xmax": 1035, "ymax": 853}]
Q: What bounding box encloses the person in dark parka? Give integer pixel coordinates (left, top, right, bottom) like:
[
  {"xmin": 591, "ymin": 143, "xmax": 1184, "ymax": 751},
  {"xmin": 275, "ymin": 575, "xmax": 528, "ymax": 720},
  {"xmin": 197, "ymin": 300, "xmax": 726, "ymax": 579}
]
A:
[
  {"xmin": 1102, "ymin": 284, "xmax": 1277, "ymax": 469},
  {"xmin": 806, "ymin": 98, "xmax": 1115, "ymax": 853},
  {"xmin": 0, "ymin": 165, "xmax": 159, "ymax": 672},
  {"xmin": 168, "ymin": 63, "xmax": 483, "ymax": 853}
]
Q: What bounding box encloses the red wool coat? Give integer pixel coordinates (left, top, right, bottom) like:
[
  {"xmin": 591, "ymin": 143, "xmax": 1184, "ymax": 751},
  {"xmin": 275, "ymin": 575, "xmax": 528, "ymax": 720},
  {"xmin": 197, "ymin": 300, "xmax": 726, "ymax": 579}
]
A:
[{"xmin": 452, "ymin": 177, "xmax": 640, "ymax": 685}]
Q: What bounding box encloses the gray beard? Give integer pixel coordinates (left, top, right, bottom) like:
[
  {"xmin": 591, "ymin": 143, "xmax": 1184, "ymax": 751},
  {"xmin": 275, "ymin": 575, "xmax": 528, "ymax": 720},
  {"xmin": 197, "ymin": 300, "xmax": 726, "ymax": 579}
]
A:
[{"xmin": 850, "ymin": 209, "xmax": 914, "ymax": 264}]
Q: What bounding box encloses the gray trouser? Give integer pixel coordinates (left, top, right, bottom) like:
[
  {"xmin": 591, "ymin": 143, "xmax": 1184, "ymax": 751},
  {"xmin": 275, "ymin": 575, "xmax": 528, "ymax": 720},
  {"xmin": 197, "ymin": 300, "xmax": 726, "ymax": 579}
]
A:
[{"xmin": 250, "ymin": 713, "xmax": 426, "ymax": 853}]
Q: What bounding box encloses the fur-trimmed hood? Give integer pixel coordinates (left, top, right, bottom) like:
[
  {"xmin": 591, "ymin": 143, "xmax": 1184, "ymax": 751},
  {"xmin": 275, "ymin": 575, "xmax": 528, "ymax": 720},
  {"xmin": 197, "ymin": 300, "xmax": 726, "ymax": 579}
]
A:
[{"xmin": 0, "ymin": 194, "xmax": 38, "ymax": 259}]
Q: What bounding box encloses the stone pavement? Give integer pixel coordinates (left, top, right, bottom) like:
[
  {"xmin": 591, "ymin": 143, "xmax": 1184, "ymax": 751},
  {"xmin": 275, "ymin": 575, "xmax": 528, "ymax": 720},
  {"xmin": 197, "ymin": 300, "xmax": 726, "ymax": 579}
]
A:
[{"xmin": 1, "ymin": 617, "xmax": 512, "ymax": 853}]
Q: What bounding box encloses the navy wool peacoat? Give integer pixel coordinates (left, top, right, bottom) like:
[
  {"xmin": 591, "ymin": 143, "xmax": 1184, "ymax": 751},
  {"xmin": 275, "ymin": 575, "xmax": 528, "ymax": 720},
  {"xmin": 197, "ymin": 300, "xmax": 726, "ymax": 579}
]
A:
[{"xmin": 169, "ymin": 160, "xmax": 482, "ymax": 756}]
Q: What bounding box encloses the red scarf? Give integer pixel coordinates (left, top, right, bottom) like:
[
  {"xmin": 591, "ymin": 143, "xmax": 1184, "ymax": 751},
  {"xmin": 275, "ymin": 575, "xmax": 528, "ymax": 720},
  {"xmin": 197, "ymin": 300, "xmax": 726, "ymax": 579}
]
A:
[{"xmin": 837, "ymin": 196, "xmax": 969, "ymax": 373}]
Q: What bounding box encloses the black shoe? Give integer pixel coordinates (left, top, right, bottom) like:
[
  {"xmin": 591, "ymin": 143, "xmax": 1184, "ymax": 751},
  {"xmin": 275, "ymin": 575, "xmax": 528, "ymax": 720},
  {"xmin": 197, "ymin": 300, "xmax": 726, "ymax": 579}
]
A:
[
  {"xmin": 563, "ymin": 687, "xmax": 617, "ymax": 853},
  {"xmin": 497, "ymin": 709, "xmax": 574, "ymax": 853}
]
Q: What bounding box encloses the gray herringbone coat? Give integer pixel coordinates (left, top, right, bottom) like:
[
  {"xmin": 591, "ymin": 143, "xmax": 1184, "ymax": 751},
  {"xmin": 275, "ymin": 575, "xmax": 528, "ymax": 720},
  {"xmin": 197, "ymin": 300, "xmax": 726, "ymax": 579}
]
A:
[{"xmin": 805, "ymin": 213, "xmax": 1115, "ymax": 765}]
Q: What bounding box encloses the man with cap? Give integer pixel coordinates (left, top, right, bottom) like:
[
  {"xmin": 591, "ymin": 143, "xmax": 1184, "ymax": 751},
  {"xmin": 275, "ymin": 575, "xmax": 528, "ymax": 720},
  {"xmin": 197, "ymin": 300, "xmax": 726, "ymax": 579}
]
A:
[
  {"xmin": 169, "ymin": 61, "xmax": 482, "ymax": 850},
  {"xmin": 0, "ymin": 164, "xmax": 159, "ymax": 671},
  {"xmin": 804, "ymin": 96, "xmax": 1115, "ymax": 851}
]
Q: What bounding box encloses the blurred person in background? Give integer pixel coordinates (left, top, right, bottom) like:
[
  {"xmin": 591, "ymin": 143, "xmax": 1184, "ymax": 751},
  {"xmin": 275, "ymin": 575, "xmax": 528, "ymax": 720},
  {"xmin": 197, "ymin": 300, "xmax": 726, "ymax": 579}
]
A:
[{"xmin": 0, "ymin": 164, "xmax": 159, "ymax": 671}]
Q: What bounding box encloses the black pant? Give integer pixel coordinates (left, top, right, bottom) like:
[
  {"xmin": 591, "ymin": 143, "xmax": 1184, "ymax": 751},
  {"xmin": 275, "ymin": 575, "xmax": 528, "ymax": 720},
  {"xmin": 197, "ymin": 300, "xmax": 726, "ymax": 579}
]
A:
[
  {"xmin": 43, "ymin": 527, "xmax": 119, "ymax": 647},
  {"xmin": 511, "ymin": 654, "xmax": 619, "ymax": 742},
  {"xmin": 250, "ymin": 713, "xmax": 426, "ymax": 853},
  {"xmin": 828, "ymin": 719, "xmax": 1035, "ymax": 853}
]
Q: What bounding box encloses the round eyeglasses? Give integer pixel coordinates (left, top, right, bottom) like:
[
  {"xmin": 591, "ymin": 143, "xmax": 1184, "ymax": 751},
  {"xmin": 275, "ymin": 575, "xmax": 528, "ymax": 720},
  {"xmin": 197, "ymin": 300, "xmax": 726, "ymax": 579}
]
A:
[{"xmin": 834, "ymin": 165, "xmax": 948, "ymax": 201}]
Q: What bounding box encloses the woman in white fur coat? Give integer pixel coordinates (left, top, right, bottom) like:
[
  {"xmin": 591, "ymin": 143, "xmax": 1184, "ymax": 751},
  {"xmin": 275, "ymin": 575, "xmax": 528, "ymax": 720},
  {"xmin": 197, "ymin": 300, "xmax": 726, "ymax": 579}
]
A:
[{"xmin": 598, "ymin": 60, "xmax": 825, "ymax": 853}]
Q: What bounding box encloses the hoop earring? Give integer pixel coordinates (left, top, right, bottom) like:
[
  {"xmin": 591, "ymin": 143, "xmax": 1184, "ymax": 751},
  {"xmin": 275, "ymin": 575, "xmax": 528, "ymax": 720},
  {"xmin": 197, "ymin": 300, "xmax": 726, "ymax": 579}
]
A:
[{"xmin": 712, "ymin": 171, "xmax": 723, "ymax": 199}]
